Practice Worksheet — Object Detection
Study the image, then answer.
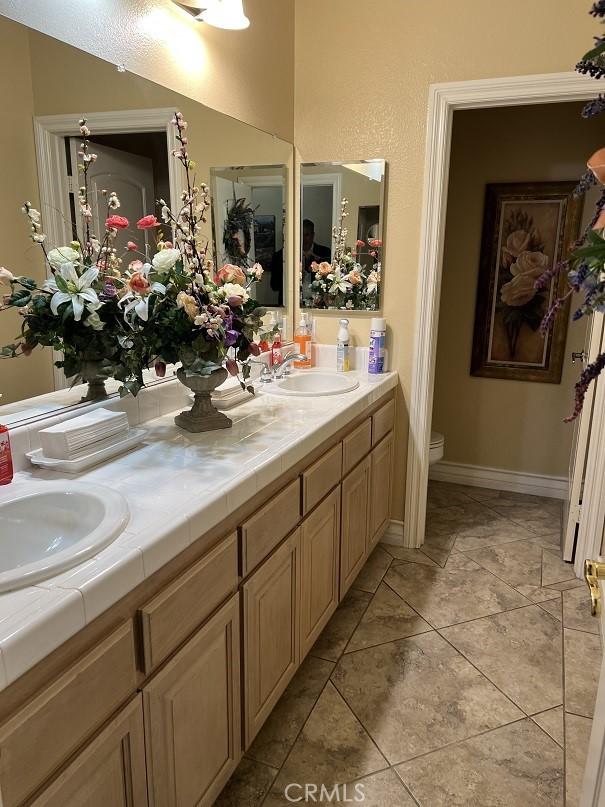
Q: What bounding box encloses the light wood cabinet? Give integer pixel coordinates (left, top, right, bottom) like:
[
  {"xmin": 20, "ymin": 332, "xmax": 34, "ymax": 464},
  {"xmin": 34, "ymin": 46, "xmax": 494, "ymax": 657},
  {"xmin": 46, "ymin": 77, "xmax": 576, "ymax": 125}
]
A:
[
  {"xmin": 139, "ymin": 532, "xmax": 238, "ymax": 673},
  {"xmin": 240, "ymin": 478, "xmax": 301, "ymax": 576},
  {"xmin": 342, "ymin": 418, "xmax": 372, "ymax": 475},
  {"xmin": 243, "ymin": 529, "xmax": 300, "ymax": 748},
  {"xmin": 31, "ymin": 696, "xmax": 147, "ymax": 807},
  {"xmin": 143, "ymin": 594, "xmax": 241, "ymax": 807},
  {"xmin": 340, "ymin": 455, "xmax": 371, "ymax": 598},
  {"xmin": 372, "ymin": 399, "xmax": 395, "ymax": 446},
  {"xmin": 299, "ymin": 488, "xmax": 341, "ymax": 657},
  {"xmin": 369, "ymin": 432, "xmax": 394, "ymax": 550},
  {"xmin": 0, "ymin": 623, "xmax": 136, "ymax": 807},
  {"xmin": 302, "ymin": 442, "xmax": 342, "ymax": 515}
]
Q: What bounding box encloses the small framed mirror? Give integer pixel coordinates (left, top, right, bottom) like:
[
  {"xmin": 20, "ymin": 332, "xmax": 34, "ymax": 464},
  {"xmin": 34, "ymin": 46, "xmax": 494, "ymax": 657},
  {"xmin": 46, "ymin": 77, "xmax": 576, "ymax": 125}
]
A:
[{"xmin": 300, "ymin": 160, "xmax": 386, "ymax": 311}]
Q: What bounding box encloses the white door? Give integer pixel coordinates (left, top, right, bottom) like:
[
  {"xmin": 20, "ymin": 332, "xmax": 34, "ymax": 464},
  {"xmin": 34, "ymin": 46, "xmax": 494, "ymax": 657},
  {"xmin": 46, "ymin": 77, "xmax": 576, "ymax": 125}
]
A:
[
  {"xmin": 580, "ymin": 561, "xmax": 605, "ymax": 806},
  {"xmin": 69, "ymin": 139, "xmax": 156, "ymax": 256},
  {"xmin": 563, "ymin": 313, "xmax": 605, "ymax": 561}
]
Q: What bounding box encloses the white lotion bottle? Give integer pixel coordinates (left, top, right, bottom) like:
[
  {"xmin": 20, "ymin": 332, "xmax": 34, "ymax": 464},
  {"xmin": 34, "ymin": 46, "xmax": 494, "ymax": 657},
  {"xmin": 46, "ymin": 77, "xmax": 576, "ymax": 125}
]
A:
[{"xmin": 336, "ymin": 318, "xmax": 351, "ymax": 372}]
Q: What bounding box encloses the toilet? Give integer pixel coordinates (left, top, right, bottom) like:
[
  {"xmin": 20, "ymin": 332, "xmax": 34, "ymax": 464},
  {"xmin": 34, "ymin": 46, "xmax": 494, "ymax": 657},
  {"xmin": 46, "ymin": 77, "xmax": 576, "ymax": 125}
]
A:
[{"xmin": 429, "ymin": 431, "xmax": 445, "ymax": 465}]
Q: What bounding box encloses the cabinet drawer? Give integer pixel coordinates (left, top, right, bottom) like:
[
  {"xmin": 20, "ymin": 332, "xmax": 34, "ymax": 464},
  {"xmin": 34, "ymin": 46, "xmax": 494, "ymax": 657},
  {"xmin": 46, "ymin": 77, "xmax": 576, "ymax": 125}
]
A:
[
  {"xmin": 139, "ymin": 533, "xmax": 238, "ymax": 673},
  {"xmin": 0, "ymin": 623, "xmax": 136, "ymax": 807},
  {"xmin": 241, "ymin": 478, "xmax": 301, "ymax": 576},
  {"xmin": 342, "ymin": 418, "xmax": 372, "ymax": 475},
  {"xmin": 372, "ymin": 399, "xmax": 395, "ymax": 446},
  {"xmin": 31, "ymin": 696, "xmax": 147, "ymax": 807},
  {"xmin": 302, "ymin": 442, "xmax": 342, "ymax": 515}
]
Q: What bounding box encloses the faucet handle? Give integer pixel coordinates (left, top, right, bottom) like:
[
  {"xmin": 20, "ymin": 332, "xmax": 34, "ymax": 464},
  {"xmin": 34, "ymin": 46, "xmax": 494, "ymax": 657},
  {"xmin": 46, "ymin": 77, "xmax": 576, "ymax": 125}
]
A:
[{"xmin": 259, "ymin": 364, "xmax": 273, "ymax": 383}]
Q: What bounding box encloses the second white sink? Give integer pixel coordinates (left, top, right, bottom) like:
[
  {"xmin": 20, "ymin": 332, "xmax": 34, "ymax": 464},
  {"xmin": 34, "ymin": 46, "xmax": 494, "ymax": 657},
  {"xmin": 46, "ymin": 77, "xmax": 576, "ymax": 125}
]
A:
[
  {"xmin": 0, "ymin": 482, "xmax": 129, "ymax": 592},
  {"xmin": 263, "ymin": 370, "xmax": 360, "ymax": 397}
]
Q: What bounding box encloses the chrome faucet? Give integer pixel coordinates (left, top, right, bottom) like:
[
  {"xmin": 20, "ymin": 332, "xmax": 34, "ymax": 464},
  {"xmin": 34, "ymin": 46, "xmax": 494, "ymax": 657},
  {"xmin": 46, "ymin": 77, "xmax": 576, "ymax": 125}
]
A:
[
  {"xmin": 273, "ymin": 353, "xmax": 307, "ymax": 379},
  {"xmin": 256, "ymin": 352, "xmax": 307, "ymax": 383}
]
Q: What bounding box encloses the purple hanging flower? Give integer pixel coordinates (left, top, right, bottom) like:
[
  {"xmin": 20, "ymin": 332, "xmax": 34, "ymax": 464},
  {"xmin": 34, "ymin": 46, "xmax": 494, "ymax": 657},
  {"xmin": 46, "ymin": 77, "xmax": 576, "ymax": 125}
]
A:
[{"xmin": 566, "ymin": 352, "xmax": 605, "ymax": 421}]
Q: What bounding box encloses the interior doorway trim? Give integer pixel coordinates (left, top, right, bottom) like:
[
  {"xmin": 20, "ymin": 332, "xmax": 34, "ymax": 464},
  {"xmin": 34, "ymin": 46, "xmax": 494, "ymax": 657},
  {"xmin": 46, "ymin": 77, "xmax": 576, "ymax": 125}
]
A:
[
  {"xmin": 33, "ymin": 108, "xmax": 184, "ymax": 390},
  {"xmin": 404, "ymin": 71, "xmax": 598, "ymax": 549}
]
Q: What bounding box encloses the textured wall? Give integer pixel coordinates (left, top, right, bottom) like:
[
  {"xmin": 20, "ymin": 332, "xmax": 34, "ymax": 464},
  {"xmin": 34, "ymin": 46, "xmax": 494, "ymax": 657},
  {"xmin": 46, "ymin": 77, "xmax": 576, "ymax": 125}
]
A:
[
  {"xmin": 433, "ymin": 103, "xmax": 599, "ymax": 478},
  {"xmin": 294, "ymin": 0, "xmax": 597, "ymax": 520},
  {"xmin": 0, "ymin": 0, "xmax": 295, "ymax": 141}
]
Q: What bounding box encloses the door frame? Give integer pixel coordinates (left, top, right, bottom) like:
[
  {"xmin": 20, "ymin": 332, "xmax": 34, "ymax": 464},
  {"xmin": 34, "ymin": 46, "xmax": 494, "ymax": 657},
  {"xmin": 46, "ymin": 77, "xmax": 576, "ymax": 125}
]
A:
[
  {"xmin": 33, "ymin": 108, "xmax": 184, "ymax": 390},
  {"xmin": 404, "ymin": 71, "xmax": 599, "ymax": 549}
]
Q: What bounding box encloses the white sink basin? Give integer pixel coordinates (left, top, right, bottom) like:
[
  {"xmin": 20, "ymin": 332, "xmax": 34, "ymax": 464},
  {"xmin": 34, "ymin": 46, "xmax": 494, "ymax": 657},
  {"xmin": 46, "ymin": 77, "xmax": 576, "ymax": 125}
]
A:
[
  {"xmin": 0, "ymin": 482, "xmax": 129, "ymax": 592},
  {"xmin": 263, "ymin": 370, "xmax": 360, "ymax": 397}
]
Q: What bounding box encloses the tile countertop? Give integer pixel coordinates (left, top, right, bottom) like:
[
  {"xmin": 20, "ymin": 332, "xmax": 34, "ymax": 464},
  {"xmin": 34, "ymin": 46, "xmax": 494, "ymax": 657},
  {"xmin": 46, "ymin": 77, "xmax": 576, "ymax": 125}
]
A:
[{"xmin": 0, "ymin": 370, "xmax": 397, "ymax": 690}]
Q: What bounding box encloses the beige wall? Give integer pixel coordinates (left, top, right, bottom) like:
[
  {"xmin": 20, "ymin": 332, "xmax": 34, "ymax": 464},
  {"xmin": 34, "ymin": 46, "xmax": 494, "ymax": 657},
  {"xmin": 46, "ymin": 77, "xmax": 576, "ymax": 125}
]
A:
[
  {"xmin": 0, "ymin": 18, "xmax": 53, "ymax": 405},
  {"xmin": 433, "ymin": 103, "xmax": 601, "ymax": 478},
  {"xmin": 0, "ymin": 0, "xmax": 294, "ymax": 141},
  {"xmin": 294, "ymin": 0, "xmax": 597, "ymax": 520}
]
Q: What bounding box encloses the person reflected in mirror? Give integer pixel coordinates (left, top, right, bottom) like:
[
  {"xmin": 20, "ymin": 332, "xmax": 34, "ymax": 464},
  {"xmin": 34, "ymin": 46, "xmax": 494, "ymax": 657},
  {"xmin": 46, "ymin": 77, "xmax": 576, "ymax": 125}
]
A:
[
  {"xmin": 301, "ymin": 218, "xmax": 331, "ymax": 303},
  {"xmin": 302, "ymin": 219, "xmax": 331, "ymax": 270}
]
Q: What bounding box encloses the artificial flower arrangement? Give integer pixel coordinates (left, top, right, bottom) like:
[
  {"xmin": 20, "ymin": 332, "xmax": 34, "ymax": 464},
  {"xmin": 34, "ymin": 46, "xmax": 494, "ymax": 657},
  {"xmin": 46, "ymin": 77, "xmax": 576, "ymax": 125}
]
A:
[
  {"xmin": 308, "ymin": 197, "xmax": 381, "ymax": 310},
  {"xmin": 539, "ymin": 0, "xmax": 605, "ymax": 419},
  {"xmin": 0, "ymin": 114, "xmax": 265, "ymax": 422}
]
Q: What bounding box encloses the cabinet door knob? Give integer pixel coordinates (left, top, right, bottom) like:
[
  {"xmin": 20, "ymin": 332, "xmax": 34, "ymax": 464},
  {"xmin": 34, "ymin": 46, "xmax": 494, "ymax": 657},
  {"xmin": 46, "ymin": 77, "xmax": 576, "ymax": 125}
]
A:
[{"xmin": 571, "ymin": 351, "xmax": 587, "ymax": 363}]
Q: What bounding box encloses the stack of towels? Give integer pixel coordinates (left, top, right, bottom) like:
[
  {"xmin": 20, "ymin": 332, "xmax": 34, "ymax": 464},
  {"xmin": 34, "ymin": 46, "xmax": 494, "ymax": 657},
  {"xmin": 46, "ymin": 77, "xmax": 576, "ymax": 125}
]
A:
[
  {"xmin": 212, "ymin": 376, "xmax": 253, "ymax": 410},
  {"xmin": 39, "ymin": 408, "xmax": 130, "ymax": 460}
]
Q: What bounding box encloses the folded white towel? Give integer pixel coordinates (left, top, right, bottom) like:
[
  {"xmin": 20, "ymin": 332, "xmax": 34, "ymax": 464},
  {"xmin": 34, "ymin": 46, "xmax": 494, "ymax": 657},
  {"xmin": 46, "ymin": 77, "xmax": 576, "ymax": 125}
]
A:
[{"xmin": 39, "ymin": 408, "xmax": 129, "ymax": 460}]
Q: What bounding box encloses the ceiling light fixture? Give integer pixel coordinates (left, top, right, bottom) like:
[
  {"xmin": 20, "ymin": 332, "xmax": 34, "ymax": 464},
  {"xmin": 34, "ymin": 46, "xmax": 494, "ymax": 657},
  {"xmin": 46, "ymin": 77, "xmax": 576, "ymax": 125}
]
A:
[{"xmin": 174, "ymin": 0, "xmax": 250, "ymax": 30}]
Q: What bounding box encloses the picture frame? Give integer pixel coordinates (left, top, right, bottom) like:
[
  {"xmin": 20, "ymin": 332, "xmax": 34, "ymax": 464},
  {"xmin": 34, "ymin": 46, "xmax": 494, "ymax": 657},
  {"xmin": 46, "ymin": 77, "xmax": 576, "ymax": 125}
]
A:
[{"xmin": 471, "ymin": 181, "xmax": 584, "ymax": 384}]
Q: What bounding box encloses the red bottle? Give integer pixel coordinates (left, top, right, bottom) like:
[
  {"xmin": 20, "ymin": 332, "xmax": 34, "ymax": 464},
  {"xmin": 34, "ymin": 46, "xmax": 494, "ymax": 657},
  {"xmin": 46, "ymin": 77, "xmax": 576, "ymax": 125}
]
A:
[
  {"xmin": 0, "ymin": 425, "xmax": 13, "ymax": 485},
  {"xmin": 271, "ymin": 327, "xmax": 282, "ymax": 368}
]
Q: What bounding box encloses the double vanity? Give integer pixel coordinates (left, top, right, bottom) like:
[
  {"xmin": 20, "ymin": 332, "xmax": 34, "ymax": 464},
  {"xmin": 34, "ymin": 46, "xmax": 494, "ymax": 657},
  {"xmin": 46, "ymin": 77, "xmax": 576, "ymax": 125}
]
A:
[{"xmin": 0, "ymin": 368, "xmax": 396, "ymax": 806}]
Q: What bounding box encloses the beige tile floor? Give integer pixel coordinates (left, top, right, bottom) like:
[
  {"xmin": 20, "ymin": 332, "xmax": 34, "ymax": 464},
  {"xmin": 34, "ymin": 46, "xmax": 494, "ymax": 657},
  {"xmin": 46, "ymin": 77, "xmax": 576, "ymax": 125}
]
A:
[{"xmin": 215, "ymin": 482, "xmax": 602, "ymax": 807}]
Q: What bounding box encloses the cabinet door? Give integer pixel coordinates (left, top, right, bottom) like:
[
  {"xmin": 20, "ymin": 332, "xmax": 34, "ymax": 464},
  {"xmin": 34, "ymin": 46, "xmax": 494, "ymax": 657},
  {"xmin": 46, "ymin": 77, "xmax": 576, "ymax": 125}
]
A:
[
  {"xmin": 340, "ymin": 455, "xmax": 371, "ymax": 598},
  {"xmin": 369, "ymin": 432, "xmax": 394, "ymax": 550},
  {"xmin": 299, "ymin": 488, "xmax": 341, "ymax": 658},
  {"xmin": 144, "ymin": 594, "xmax": 241, "ymax": 807},
  {"xmin": 31, "ymin": 696, "xmax": 147, "ymax": 807},
  {"xmin": 243, "ymin": 529, "xmax": 300, "ymax": 748}
]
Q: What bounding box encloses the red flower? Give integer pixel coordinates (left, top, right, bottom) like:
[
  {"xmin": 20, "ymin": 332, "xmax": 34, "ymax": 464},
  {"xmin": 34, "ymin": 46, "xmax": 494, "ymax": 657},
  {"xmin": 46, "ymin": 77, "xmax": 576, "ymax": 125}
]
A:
[
  {"xmin": 356, "ymin": 239, "xmax": 365, "ymax": 247},
  {"xmin": 249, "ymin": 342, "xmax": 261, "ymax": 357},
  {"xmin": 226, "ymin": 357, "xmax": 238, "ymax": 376},
  {"xmin": 136, "ymin": 215, "xmax": 160, "ymax": 230},
  {"xmin": 106, "ymin": 215, "xmax": 129, "ymax": 230},
  {"xmin": 127, "ymin": 241, "xmax": 138, "ymax": 251},
  {"xmin": 155, "ymin": 361, "xmax": 167, "ymax": 378},
  {"xmin": 368, "ymin": 238, "xmax": 383, "ymax": 248}
]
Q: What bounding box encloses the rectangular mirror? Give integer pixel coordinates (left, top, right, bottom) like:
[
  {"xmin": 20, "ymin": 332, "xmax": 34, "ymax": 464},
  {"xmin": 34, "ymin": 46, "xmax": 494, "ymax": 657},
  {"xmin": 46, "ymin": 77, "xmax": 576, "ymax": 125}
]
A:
[
  {"xmin": 0, "ymin": 16, "xmax": 294, "ymax": 427},
  {"xmin": 300, "ymin": 160, "xmax": 385, "ymax": 311},
  {"xmin": 210, "ymin": 165, "xmax": 288, "ymax": 307}
]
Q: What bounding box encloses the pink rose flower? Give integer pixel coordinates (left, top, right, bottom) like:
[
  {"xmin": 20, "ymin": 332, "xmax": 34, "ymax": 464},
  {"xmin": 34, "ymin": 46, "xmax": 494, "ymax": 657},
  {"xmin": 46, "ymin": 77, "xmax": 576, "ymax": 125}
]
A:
[
  {"xmin": 317, "ymin": 261, "xmax": 332, "ymax": 277},
  {"xmin": 128, "ymin": 259, "xmax": 144, "ymax": 273},
  {"xmin": 127, "ymin": 241, "xmax": 138, "ymax": 251},
  {"xmin": 368, "ymin": 238, "xmax": 382, "ymax": 248},
  {"xmin": 136, "ymin": 215, "xmax": 160, "ymax": 230},
  {"xmin": 128, "ymin": 272, "xmax": 150, "ymax": 294},
  {"xmin": 218, "ymin": 263, "xmax": 246, "ymax": 285},
  {"xmin": 106, "ymin": 214, "xmax": 129, "ymax": 230},
  {"xmin": 356, "ymin": 239, "xmax": 365, "ymax": 247}
]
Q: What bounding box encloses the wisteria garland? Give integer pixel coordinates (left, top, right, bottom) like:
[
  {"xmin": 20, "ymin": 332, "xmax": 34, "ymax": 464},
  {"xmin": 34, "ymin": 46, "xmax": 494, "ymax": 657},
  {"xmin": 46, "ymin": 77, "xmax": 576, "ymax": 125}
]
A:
[{"xmin": 538, "ymin": 3, "xmax": 605, "ymax": 419}]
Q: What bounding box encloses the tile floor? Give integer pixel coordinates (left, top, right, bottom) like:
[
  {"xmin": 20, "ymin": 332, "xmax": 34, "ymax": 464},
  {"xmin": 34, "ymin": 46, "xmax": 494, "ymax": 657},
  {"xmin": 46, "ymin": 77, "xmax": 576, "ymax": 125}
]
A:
[{"xmin": 215, "ymin": 482, "xmax": 602, "ymax": 806}]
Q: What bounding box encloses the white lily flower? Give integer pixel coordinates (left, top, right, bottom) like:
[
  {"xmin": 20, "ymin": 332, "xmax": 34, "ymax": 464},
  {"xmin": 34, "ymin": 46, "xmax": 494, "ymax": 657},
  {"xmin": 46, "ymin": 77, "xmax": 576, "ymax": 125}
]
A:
[{"xmin": 45, "ymin": 263, "xmax": 99, "ymax": 321}]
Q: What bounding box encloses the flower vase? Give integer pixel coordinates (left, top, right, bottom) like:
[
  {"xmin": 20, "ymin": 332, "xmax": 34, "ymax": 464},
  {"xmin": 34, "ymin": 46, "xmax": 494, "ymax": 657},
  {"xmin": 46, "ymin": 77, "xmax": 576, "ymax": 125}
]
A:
[
  {"xmin": 79, "ymin": 361, "xmax": 109, "ymax": 403},
  {"xmin": 174, "ymin": 367, "xmax": 232, "ymax": 433}
]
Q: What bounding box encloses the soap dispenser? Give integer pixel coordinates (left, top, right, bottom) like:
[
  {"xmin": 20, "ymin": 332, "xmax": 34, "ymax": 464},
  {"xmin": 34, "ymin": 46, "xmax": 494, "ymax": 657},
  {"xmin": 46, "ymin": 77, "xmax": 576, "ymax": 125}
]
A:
[
  {"xmin": 294, "ymin": 312, "xmax": 312, "ymax": 368},
  {"xmin": 336, "ymin": 318, "xmax": 351, "ymax": 373}
]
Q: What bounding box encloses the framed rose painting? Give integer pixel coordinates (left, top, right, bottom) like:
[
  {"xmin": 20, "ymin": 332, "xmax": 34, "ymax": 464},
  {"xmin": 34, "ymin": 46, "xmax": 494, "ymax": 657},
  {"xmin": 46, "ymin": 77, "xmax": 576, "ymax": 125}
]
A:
[{"xmin": 471, "ymin": 181, "xmax": 584, "ymax": 384}]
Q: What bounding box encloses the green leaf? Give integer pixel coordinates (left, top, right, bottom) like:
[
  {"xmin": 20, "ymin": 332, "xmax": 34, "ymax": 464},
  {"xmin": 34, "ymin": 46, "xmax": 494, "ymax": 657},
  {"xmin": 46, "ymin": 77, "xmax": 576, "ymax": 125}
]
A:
[{"xmin": 54, "ymin": 273, "xmax": 69, "ymax": 293}]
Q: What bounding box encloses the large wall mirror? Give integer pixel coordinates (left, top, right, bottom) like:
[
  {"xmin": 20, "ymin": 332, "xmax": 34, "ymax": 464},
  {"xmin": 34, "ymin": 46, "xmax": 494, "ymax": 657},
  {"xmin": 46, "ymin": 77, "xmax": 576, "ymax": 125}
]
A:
[
  {"xmin": 0, "ymin": 16, "xmax": 293, "ymax": 426},
  {"xmin": 300, "ymin": 160, "xmax": 385, "ymax": 311}
]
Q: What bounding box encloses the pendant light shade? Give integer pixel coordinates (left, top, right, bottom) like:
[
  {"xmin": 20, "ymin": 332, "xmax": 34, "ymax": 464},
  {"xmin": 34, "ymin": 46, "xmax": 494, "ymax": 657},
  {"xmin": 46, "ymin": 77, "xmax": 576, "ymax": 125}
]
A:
[{"xmin": 199, "ymin": 0, "xmax": 250, "ymax": 29}]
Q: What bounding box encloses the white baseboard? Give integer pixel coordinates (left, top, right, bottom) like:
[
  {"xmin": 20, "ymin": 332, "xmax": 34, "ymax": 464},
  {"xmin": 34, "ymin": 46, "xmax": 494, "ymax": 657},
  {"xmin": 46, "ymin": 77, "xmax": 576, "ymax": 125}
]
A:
[
  {"xmin": 381, "ymin": 519, "xmax": 404, "ymax": 546},
  {"xmin": 429, "ymin": 460, "xmax": 568, "ymax": 500}
]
